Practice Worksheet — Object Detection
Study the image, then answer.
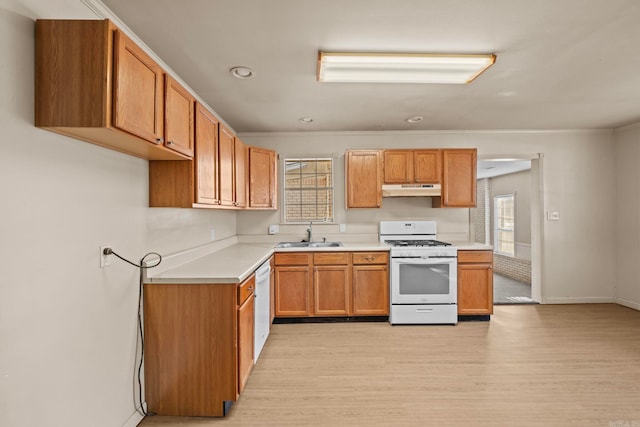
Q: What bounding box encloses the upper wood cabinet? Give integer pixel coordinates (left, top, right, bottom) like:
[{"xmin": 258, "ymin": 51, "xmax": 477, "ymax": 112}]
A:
[
  {"xmin": 35, "ymin": 19, "xmax": 188, "ymax": 161},
  {"xmin": 194, "ymin": 103, "xmax": 220, "ymax": 205},
  {"xmin": 414, "ymin": 150, "xmax": 442, "ymax": 183},
  {"xmin": 383, "ymin": 150, "xmax": 414, "ymax": 183},
  {"xmin": 164, "ymin": 75, "xmax": 195, "ymax": 157},
  {"xmin": 345, "ymin": 150, "xmax": 383, "ymax": 208},
  {"xmin": 149, "ymin": 102, "xmax": 218, "ymax": 208},
  {"xmin": 113, "ymin": 29, "xmax": 164, "ymax": 145},
  {"xmin": 383, "ymin": 149, "xmax": 441, "ymax": 184},
  {"xmin": 434, "ymin": 149, "xmax": 477, "ymax": 208},
  {"xmin": 219, "ymin": 124, "xmax": 236, "ymax": 207},
  {"xmin": 234, "ymin": 137, "xmax": 248, "ymax": 208},
  {"xmin": 249, "ymin": 147, "xmax": 278, "ymax": 209}
]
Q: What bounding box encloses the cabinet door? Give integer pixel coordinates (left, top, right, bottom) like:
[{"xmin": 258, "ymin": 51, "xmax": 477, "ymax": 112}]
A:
[
  {"xmin": 458, "ymin": 263, "xmax": 493, "ymax": 315},
  {"xmin": 275, "ymin": 266, "xmax": 311, "ymax": 316},
  {"xmin": 234, "ymin": 138, "xmax": 248, "ymax": 208},
  {"xmin": 249, "ymin": 147, "xmax": 276, "ymax": 208},
  {"xmin": 194, "ymin": 103, "xmax": 219, "ymax": 205},
  {"xmin": 113, "ymin": 30, "xmax": 164, "ymax": 144},
  {"xmin": 237, "ymin": 290, "xmax": 254, "ymax": 394},
  {"xmin": 352, "ymin": 265, "xmax": 389, "ymax": 316},
  {"xmin": 164, "ymin": 75, "xmax": 194, "ymax": 157},
  {"xmin": 384, "ymin": 150, "xmax": 413, "ymax": 183},
  {"xmin": 346, "ymin": 150, "xmax": 383, "ymax": 208},
  {"xmin": 314, "ymin": 266, "xmax": 351, "ymax": 316},
  {"xmin": 219, "ymin": 125, "xmax": 236, "ymax": 207},
  {"xmin": 414, "ymin": 149, "xmax": 441, "ymax": 184},
  {"xmin": 441, "ymin": 149, "xmax": 477, "ymax": 207}
]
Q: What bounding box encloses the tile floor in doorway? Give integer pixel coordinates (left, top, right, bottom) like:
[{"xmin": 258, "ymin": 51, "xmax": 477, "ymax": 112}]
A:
[{"xmin": 494, "ymin": 274, "xmax": 536, "ymax": 304}]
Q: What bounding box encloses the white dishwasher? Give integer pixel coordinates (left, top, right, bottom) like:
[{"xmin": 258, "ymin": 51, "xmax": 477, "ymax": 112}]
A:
[{"xmin": 253, "ymin": 260, "xmax": 271, "ymax": 361}]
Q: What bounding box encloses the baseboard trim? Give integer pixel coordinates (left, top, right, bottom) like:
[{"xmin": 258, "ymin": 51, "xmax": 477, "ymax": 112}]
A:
[
  {"xmin": 615, "ymin": 298, "xmax": 640, "ymax": 311},
  {"xmin": 122, "ymin": 407, "xmax": 145, "ymax": 427},
  {"xmin": 541, "ymin": 297, "xmax": 615, "ymax": 304}
]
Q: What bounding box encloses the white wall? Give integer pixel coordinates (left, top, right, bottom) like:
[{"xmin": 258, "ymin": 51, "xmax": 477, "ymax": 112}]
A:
[
  {"xmin": 238, "ymin": 131, "xmax": 617, "ymax": 304},
  {"xmin": 614, "ymin": 123, "xmax": 640, "ymax": 310},
  {"xmin": 490, "ymin": 170, "xmax": 532, "ymax": 259},
  {"xmin": 0, "ymin": 3, "xmax": 236, "ymax": 427}
]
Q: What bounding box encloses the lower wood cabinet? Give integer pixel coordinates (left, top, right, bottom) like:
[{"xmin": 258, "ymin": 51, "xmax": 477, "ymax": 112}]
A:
[
  {"xmin": 274, "ymin": 253, "xmax": 312, "ymax": 316},
  {"xmin": 313, "ymin": 252, "xmax": 351, "ymax": 316},
  {"xmin": 274, "ymin": 251, "xmax": 389, "ymax": 317},
  {"xmin": 237, "ymin": 275, "xmax": 255, "ymax": 394},
  {"xmin": 457, "ymin": 250, "xmax": 494, "ymax": 315},
  {"xmin": 143, "ymin": 274, "xmax": 255, "ymax": 417}
]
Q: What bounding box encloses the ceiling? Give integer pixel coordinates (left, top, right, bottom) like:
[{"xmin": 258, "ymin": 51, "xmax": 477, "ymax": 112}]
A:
[
  {"xmin": 477, "ymin": 160, "xmax": 531, "ymax": 179},
  {"xmin": 100, "ymin": 0, "xmax": 640, "ymax": 133}
]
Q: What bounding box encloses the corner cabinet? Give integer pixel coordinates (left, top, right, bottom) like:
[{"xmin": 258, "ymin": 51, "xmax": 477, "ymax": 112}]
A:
[
  {"xmin": 35, "ymin": 19, "xmax": 189, "ymax": 161},
  {"xmin": 144, "ymin": 274, "xmax": 255, "ymax": 417},
  {"xmin": 433, "ymin": 149, "xmax": 477, "ymax": 208},
  {"xmin": 345, "ymin": 150, "xmax": 383, "ymax": 208},
  {"xmin": 457, "ymin": 250, "xmax": 493, "ymax": 315}
]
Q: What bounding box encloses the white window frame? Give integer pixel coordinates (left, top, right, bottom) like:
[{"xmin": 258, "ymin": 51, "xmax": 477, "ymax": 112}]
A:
[
  {"xmin": 494, "ymin": 193, "xmax": 515, "ymax": 257},
  {"xmin": 282, "ymin": 157, "xmax": 334, "ymax": 224}
]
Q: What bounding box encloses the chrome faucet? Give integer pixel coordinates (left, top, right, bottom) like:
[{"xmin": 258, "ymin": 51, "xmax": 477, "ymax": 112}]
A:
[{"xmin": 306, "ymin": 221, "xmax": 313, "ymax": 242}]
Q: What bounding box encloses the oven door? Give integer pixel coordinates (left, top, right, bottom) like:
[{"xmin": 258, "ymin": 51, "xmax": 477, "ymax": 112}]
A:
[{"xmin": 391, "ymin": 256, "xmax": 457, "ymax": 304}]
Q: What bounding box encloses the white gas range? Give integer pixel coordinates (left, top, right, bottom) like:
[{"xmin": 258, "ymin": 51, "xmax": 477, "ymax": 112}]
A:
[{"xmin": 380, "ymin": 221, "xmax": 458, "ymax": 325}]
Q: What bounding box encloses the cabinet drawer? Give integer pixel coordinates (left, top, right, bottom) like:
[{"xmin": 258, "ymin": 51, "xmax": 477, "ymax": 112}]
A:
[
  {"xmin": 274, "ymin": 252, "xmax": 312, "ymax": 266},
  {"xmin": 238, "ymin": 275, "xmax": 255, "ymax": 305},
  {"xmin": 352, "ymin": 252, "xmax": 389, "ymax": 265},
  {"xmin": 314, "ymin": 252, "xmax": 349, "ymax": 265},
  {"xmin": 458, "ymin": 250, "xmax": 493, "ymax": 264}
]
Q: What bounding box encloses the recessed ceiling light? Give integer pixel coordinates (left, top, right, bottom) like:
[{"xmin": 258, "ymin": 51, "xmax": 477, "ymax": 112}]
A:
[
  {"xmin": 406, "ymin": 116, "xmax": 424, "ymax": 123},
  {"xmin": 299, "ymin": 117, "xmax": 314, "ymax": 124},
  {"xmin": 230, "ymin": 66, "xmax": 254, "ymax": 79},
  {"xmin": 317, "ymin": 52, "xmax": 496, "ymax": 84}
]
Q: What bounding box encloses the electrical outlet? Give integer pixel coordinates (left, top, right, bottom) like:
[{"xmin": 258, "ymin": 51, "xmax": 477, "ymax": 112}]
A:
[
  {"xmin": 100, "ymin": 246, "xmax": 113, "ymax": 268},
  {"xmin": 339, "ymin": 224, "xmax": 346, "ymax": 233},
  {"xmin": 210, "ymin": 229, "xmax": 216, "ymax": 241},
  {"xmin": 547, "ymin": 211, "xmax": 560, "ymax": 221},
  {"xmin": 268, "ymin": 224, "xmax": 279, "ymax": 235}
]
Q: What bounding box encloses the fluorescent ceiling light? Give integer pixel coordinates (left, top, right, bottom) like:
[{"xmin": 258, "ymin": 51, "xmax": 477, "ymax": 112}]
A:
[{"xmin": 317, "ymin": 52, "xmax": 496, "ymax": 84}]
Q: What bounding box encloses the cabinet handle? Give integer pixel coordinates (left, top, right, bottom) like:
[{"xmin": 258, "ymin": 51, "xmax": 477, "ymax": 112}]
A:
[
  {"xmin": 155, "ymin": 137, "xmax": 164, "ymax": 144},
  {"xmin": 248, "ymin": 286, "xmax": 254, "ymax": 291},
  {"xmin": 365, "ymin": 256, "xmax": 375, "ymax": 262},
  {"xmin": 167, "ymin": 140, "xmax": 175, "ymax": 146}
]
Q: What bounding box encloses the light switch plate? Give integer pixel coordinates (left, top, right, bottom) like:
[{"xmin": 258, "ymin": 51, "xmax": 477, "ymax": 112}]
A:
[
  {"xmin": 268, "ymin": 224, "xmax": 279, "ymax": 234},
  {"xmin": 547, "ymin": 211, "xmax": 560, "ymax": 221}
]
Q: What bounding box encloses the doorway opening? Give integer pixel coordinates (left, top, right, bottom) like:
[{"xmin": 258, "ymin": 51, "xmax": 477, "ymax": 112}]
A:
[{"xmin": 472, "ymin": 155, "xmax": 542, "ymax": 304}]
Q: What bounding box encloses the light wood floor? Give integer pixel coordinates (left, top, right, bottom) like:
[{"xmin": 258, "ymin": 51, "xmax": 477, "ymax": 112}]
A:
[{"xmin": 139, "ymin": 304, "xmax": 640, "ymax": 427}]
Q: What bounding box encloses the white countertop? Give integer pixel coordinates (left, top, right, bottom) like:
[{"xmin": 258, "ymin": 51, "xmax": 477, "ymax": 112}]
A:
[
  {"xmin": 145, "ymin": 241, "xmax": 390, "ymax": 285},
  {"xmin": 451, "ymin": 242, "xmax": 494, "ymax": 251}
]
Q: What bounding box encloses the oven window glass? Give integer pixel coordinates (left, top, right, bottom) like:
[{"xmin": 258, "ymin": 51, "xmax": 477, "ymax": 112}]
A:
[{"xmin": 399, "ymin": 263, "xmax": 450, "ymax": 295}]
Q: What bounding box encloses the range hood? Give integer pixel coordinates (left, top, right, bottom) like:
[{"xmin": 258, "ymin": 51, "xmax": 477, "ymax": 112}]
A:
[{"xmin": 381, "ymin": 183, "xmax": 441, "ymax": 197}]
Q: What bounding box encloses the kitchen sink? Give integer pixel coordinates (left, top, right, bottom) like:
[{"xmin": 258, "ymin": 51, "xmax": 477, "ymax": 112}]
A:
[{"xmin": 275, "ymin": 241, "xmax": 343, "ymax": 248}]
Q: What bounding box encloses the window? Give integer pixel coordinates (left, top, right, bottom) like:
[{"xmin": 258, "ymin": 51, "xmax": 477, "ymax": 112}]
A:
[
  {"xmin": 283, "ymin": 158, "xmax": 334, "ymax": 223},
  {"xmin": 494, "ymin": 194, "xmax": 515, "ymax": 256}
]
